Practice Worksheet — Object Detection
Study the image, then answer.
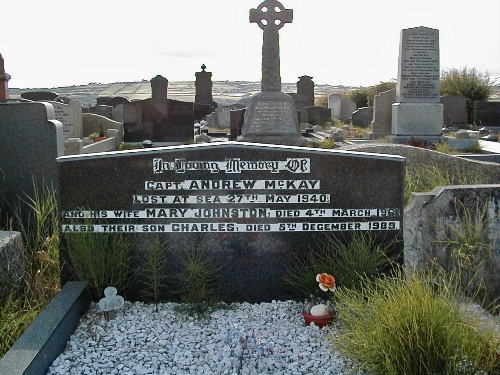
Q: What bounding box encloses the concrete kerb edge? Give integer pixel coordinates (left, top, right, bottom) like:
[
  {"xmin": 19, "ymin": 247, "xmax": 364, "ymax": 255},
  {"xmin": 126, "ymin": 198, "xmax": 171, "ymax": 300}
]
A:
[{"xmin": 0, "ymin": 281, "xmax": 90, "ymax": 375}]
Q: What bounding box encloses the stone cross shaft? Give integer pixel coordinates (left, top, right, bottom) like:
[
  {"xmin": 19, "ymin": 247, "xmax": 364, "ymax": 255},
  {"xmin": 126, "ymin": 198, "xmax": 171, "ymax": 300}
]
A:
[{"xmin": 250, "ymin": 0, "xmax": 293, "ymax": 92}]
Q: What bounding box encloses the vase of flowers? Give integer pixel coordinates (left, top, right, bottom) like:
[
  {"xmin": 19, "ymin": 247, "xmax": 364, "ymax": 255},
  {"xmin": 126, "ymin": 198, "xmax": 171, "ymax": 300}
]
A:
[{"xmin": 302, "ymin": 273, "xmax": 336, "ymax": 328}]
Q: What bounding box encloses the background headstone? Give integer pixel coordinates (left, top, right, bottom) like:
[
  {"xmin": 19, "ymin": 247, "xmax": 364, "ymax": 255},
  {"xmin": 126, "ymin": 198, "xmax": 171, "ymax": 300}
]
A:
[
  {"xmin": 370, "ymin": 89, "xmax": 396, "ymax": 138},
  {"xmin": 328, "ymin": 94, "xmax": 341, "ymax": 120},
  {"xmin": 352, "ymin": 107, "xmax": 374, "ymax": 127},
  {"xmin": 340, "ymin": 98, "xmax": 357, "ymax": 122},
  {"xmin": 306, "ymin": 106, "xmax": 331, "ymax": 125},
  {"xmin": 49, "ymin": 100, "xmax": 83, "ymax": 140},
  {"xmin": 0, "ymin": 53, "xmax": 11, "ymax": 100},
  {"xmin": 440, "ymin": 95, "xmax": 467, "ymax": 127},
  {"xmin": 195, "ymin": 64, "xmax": 214, "ymax": 108},
  {"xmin": 287, "ymin": 93, "xmax": 309, "ymax": 123},
  {"xmin": 0, "ymin": 102, "xmax": 63, "ymax": 220},
  {"xmin": 230, "ymin": 108, "xmax": 246, "ymax": 140},
  {"xmin": 474, "ymin": 101, "xmax": 500, "ymax": 127},
  {"xmin": 392, "ymin": 27, "xmax": 444, "ymax": 143},
  {"xmin": 89, "ymin": 105, "xmax": 113, "ymax": 119},
  {"xmin": 21, "ymin": 91, "xmax": 59, "ymax": 102},
  {"xmin": 297, "ymin": 75, "xmax": 315, "ymax": 107},
  {"xmin": 151, "ymin": 75, "xmax": 168, "ymax": 100}
]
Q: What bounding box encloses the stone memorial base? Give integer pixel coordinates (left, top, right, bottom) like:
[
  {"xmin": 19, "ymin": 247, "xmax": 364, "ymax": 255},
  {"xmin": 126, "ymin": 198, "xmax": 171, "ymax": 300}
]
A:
[
  {"xmin": 239, "ymin": 92, "xmax": 307, "ymax": 146},
  {"xmin": 392, "ymin": 103, "xmax": 443, "ymax": 136},
  {"xmin": 390, "ymin": 135, "xmax": 447, "ymax": 148}
]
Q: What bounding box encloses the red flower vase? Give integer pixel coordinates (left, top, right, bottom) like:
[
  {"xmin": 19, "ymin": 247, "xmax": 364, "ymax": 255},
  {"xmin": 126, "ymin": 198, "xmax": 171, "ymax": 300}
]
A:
[{"xmin": 302, "ymin": 310, "xmax": 335, "ymax": 328}]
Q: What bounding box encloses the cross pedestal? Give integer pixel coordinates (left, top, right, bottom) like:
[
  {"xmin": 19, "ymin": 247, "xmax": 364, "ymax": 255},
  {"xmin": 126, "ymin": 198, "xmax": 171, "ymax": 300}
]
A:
[{"xmin": 239, "ymin": 0, "xmax": 307, "ymax": 146}]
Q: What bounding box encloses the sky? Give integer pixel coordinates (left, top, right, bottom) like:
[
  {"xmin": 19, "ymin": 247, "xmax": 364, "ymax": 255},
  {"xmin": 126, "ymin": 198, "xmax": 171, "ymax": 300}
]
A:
[{"xmin": 2, "ymin": 0, "xmax": 499, "ymax": 89}]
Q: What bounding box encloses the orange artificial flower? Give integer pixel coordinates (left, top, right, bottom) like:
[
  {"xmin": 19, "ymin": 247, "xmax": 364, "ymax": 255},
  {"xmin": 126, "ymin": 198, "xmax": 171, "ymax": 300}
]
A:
[{"xmin": 316, "ymin": 273, "xmax": 336, "ymax": 292}]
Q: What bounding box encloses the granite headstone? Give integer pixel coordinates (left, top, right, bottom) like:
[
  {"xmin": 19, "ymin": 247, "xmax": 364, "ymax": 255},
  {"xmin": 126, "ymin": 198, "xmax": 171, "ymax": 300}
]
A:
[{"xmin": 58, "ymin": 142, "xmax": 404, "ymax": 302}]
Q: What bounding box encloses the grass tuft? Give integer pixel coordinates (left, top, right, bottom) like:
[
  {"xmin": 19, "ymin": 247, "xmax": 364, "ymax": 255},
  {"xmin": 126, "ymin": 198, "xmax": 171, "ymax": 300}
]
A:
[{"xmin": 333, "ymin": 269, "xmax": 500, "ymax": 375}]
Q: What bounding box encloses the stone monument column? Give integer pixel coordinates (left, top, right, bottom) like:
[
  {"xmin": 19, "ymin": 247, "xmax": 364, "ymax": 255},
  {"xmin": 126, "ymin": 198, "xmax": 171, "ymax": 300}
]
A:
[
  {"xmin": 195, "ymin": 64, "xmax": 213, "ymax": 107},
  {"xmin": 391, "ymin": 27, "xmax": 444, "ymax": 144},
  {"xmin": 239, "ymin": 0, "xmax": 307, "ymax": 146},
  {"xmin": 0, "ymin": 54, "xmax": 11, "ymax": 100}
]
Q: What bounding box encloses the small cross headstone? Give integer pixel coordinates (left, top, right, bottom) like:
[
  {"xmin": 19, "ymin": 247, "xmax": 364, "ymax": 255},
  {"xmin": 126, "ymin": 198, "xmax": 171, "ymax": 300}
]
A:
[{"xmin": 98, "ymin": 286, "xmax": 124, "ymax": 319}]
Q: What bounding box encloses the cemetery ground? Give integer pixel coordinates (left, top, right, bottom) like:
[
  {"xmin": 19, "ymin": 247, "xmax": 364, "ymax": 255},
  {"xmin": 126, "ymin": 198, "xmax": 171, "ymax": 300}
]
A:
[{"xmin": 1, "ymin": 137, "xmax": 500, "ymax": 374}]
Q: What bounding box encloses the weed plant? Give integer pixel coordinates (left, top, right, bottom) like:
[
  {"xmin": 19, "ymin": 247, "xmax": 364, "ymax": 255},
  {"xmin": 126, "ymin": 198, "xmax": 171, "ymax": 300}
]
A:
[
  {"xmin": 463, "ymin": 142, "xmax": 483, "ymax": 153},
  {"xmin": 170, "ymin": 237, "xmax": 228, "ymax": 318},
  {"xmin": 405, "ymin": 163, "xmax": 486, "ymax": 204},
  {"xmin": 0, "ymin": 181, "xmax": 60, "ymax": 358},
  {"xmin": 283, "ymin": 232, "xmax": 395, "ymax": 299},
  {"xmin": 308, "ymin": 138, "xmax": 335, "ymax": 149},
  {"xmin": 65, "ymin": 226, "xmax": 134, "ymax": 300},
  {"xmin": 141, "ymin": 238, "xmax": 169, "ymax": 312},
  {"xmin": 434, "ymin": 200, "xmax": 500, "ymax": 312},
  {"xmin": 333, "ymin": 269, "xmax": 500, "ymax": 375},
  {"xmin": 435, "ymin": 142, "xmax": 461, "ymax": 155},
  {"xmin": 12, "ymin": 181, "xmax": 60, "ymax": 303}
]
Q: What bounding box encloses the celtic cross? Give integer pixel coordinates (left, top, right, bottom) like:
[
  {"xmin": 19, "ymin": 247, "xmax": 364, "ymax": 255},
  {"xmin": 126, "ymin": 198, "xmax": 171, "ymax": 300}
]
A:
[{"xmin": 250, "ymin": 0, "xmax": 293, "ymax": 92}]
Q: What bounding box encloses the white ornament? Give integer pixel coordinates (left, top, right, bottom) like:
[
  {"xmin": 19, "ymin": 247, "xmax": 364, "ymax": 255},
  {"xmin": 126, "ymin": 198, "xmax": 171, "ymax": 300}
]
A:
[
  {"xmin": 98, "ymin": 286, "xmax": 124, "ymax": 312},
  {"xmin": 310, "ymin": 304, "xmax": 330, "ymax": 316}
]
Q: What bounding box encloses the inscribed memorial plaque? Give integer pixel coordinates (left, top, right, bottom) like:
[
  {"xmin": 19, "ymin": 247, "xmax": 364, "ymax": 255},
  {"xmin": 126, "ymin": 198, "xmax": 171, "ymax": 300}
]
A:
[
  {"xmin": 396, "ymin": 27, "xmax": 440, "ymax": 103},
  {"xmin": 59, "ymin": 142, "xmax": 404, "ymax": 302}
]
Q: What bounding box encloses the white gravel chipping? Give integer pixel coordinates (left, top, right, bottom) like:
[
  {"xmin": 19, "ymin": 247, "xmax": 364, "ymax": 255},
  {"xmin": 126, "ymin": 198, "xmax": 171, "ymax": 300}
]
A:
[{"xmin": 47, "ymin": 300, "xmax": 368, "ymax": 375}]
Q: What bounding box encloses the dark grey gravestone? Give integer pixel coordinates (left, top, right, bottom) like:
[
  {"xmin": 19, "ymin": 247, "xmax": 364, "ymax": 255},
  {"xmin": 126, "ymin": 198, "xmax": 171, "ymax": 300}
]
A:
[
  {"xmin": 121, "ymin": 98, "xmax": 195, "ymax": 143},
  {"xmin": 239, "ymin": 0, "xmax": 307, "ymax": 146},
  {"xmin": 90, "ymin": 105, "xmax": 113, "ymax": 119},
  {"xmin": 474, "ymin": 101, "xmax": 500, "ymax": 127},
  {"xmin": 194, "ymin": 102, "xmax": 212, "ymax": 123},
  {"xmin": 306, "ymin": 106, "xmax": 331, "ymax": 125},
  {"xmin": 107, "ymin": 96, "xmax": 131, "ymax": 108},
  {"xmin": 0, "ymin": 102, "xmax": 63, "ymax": 220},
  {"xmin": 20, "ymin": 91, "xmax": 59, "ymax": 102},
  {"xmin": 167, "ymin": 99, "xmax": 195, "ymax": 141},
  {"xmin": 287, "ymin": 93, "xmax": 309, "ymax": 123},
  {"xmin": 297, "ymin": 75, "xmax": 315, "ymax": 107},
  {"xmin": 440, "ymin": 95, "xmax": 467, "ymax": 127},
  {"xmin": 352, "ymin": 107, "xmax": 374, "ymax": 127},
  {"xmin": 230, "ymin": 108, "xmax": 246, "ymax": 140},
  {"xmin": 0, "ymin": 281, "xmax": 90, "ymax": 375},
  {"xmin": 58, "ymin": 142, "xmax": 405, "ymax": 303},
  {"xmin": 151, "ymin": 75, "xmax": 168, "ymax": 100}
]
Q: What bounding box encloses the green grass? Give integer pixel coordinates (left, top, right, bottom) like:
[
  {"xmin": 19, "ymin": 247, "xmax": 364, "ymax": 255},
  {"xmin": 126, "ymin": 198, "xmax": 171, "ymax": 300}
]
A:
[
  {"xmin": 308, "ymin": 138, "xmax": 335, "ymax": 149},
  {"xmin": 0, "ymin": 181, "xmax": 60, "ymax": 358},
  {"xmin": 283, "ymin": 232, "xmax": 395, "ymax": 299},
  {"xmin": 0, "ymin": 295, "xmax": 41, "ymax": 357},
  {"xmin": 405, "ymin": 163, "xmax": 487, "ymax": 204},
  {"xmin": 332, "ymin": 270, "xmax": 500, "ymax": 375},
  {"xmin": 434, "ymin": 199, "xmax": 500, "ymax": 312},
  {"xmin": 65, "ymin": 228, "xmax": 135, "ymax": 300},
  {"xmin": 435, "ymin": 142, "xmax": 461, "ymax": 155}
]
